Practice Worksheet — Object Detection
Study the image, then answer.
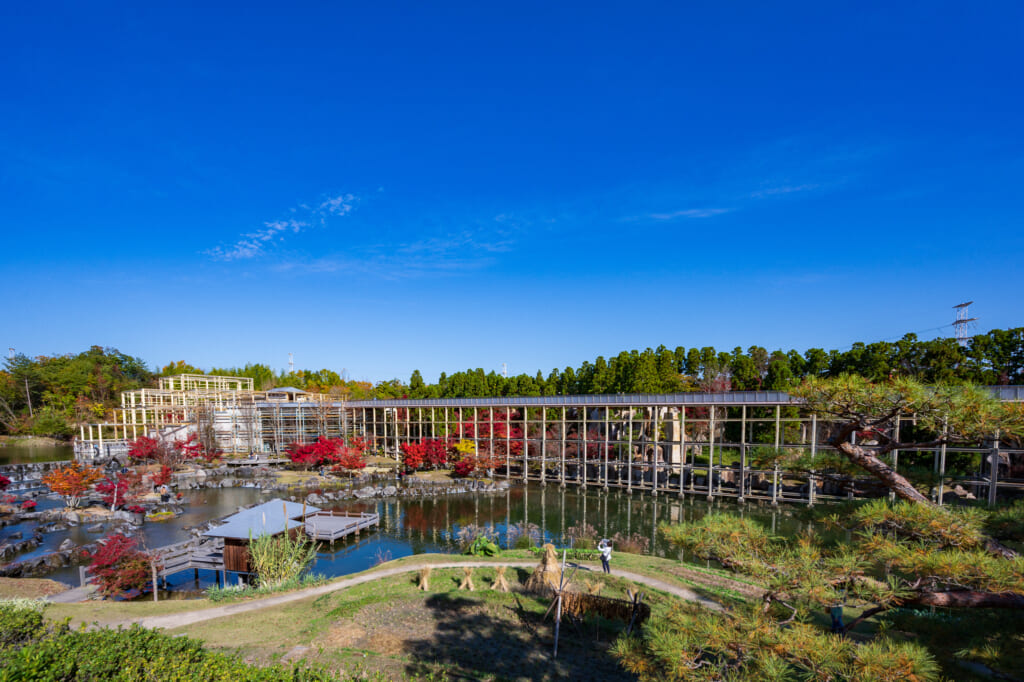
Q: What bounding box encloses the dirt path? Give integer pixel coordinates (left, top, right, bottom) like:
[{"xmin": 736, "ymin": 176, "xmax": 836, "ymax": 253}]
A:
[{"xmin": 111, "ymin": 559, "xmax": 722, "ymax": 631}]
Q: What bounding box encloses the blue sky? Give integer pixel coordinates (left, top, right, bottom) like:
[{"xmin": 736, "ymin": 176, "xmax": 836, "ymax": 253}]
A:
[{"xmin": 2, "ymin": 2, "xmax": 1021, "ymax": 383}]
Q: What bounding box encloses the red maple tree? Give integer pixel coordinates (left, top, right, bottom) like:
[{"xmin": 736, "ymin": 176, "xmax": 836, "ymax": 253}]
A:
[
  {"xmin": 400, "ymin": 441, "xmax": 426, "ymax": 470},
  {"xmin": 176, "ymin": 433, "xmax": 219, "ymax": 462},
  {"xmin": 330, "ymin": 445, "xmax": 367, "ymax": 475},
  {"xmin": 286, "ymin": 436, "xmax": 343, "ymax": 469},
  {"xmin": 41, "ymin": 461, "xmax": 104, "ymax": 508},
  {"xmin": 400, "ymin": 438, "xmax": 449, "ymax": 471},
  {"xmin": 96, "ymin": 469, "xmax": 145, "ymax": 509},
  {"xmin": 89, "ymin": 533, "xmax": 158, "ymax": 598},
  {"xmin": 128, "ymin": 436, "xmax": 184, "ymax": 469}
]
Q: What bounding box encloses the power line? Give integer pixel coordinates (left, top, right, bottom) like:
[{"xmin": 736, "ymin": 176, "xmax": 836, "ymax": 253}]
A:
[{"xmin": 831, "ymin": 323, "xmax": 956, "ymax": 352}]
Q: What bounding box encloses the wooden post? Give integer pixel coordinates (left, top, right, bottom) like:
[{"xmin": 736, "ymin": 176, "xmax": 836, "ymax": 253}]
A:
[
  {"xmin": 809, "ymin": 413, "xmax": 817, "ymax": 506},
  {"xmin": 707, "ymin": 406, "xmax": 715, "ymax": 501},
  {"xmin": 937, "ymin": 418, "xmax": 948, "ymax": 506},
  {"xmin": 560, "ymin": 407, "xmax": 566, "ymax": 488},
  {"xmin": 603, "ymin": 407, "xmax": 610, "ymax": 491},
  {"xmin": 652, "ymin": 407, "xmax": 659, "ymax": 497},
  {"xmin": 540, "ymin": 407, "xmax": 547, "ymax": 485},
  {"xmin": 988, "ymin": 431, "xmax": 1001, "ymax": 506},
  {"xmin": 523, "ymin": 408, "xmax": 529, "ymax": 484},
  {"xmin": 738, "ymin": 405, "xmax": 747, "ymax": 503},
  {"xmin": 152, "ymin": 561, "xmax": 159, "ymax": 602},
  {"xmin": 581, "ymin": 407, "xmax": 588, "ymax": 490}
]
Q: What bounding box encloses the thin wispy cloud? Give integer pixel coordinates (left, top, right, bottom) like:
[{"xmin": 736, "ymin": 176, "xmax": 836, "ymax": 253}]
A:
[
  {"xmin": 206, "ymin": 193, "xmax": 358, "ymax": 261},
  {"xmin": 273, "ymin": 220, "xmax": 518, "ymax": 280},
  {"xmin": 750, "ymin": 183, "xmax": 820, "ymax": 199},
  {"xmin": 646, "ymin": 208, "xmax": 731, "ymax": 220}
]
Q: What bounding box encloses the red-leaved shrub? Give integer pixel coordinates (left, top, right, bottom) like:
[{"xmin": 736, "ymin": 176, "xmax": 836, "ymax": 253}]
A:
[{"xmin": 89, "ymin": 533, "xmax": 158, "ymax": 598}]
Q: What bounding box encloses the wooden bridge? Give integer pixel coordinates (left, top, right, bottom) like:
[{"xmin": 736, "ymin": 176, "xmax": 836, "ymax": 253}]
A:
[
  {"xmin": 79, "ymin": 510, "xmax": 381, "ymax": 591},
  {"xmin": 155, "ymin": 538, "xmax": 228, "ymax": 587}
]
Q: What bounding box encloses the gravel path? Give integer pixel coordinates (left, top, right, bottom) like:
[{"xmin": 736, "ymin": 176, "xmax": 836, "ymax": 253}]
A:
[{"xmin": 104, "ymin": 559, "xmax": 722, "ymax": 631}]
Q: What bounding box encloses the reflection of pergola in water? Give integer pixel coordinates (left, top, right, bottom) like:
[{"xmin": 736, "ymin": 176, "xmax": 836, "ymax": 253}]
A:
[{"xmin": 348, "ymin": 388, "xmax": 1024, "ymax": 506}]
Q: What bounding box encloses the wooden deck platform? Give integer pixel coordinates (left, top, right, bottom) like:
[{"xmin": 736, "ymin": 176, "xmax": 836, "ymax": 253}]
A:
[{"xmin": 304, "ymin": 510, "xmax": 379, "ymax": 542}]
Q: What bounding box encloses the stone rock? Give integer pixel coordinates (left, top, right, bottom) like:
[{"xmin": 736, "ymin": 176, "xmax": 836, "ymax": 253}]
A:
[
  {"xmin": 63, "ymin": 511, "xmax": 80, "ymax": 524},
  {"xmin": 43, "ymin": 552, "xmax": 66, "ymax": 568},
  {"xmin": 86, "ymin": 523, "xmax": 104, "ymax": 533},
  {"xmin": 5, "ymin": 531, "xmax": 23, "ymax": 541},
  {"xmin": 58, "ymin": 538, "xmax": 75, "ymax": 551},
  {"xmin": 381, "ymin": 486, "xmax": 398, "ymax": 497},
  {"xmin": 354, "ymin": 486, "xmax": 376, "ymax": 499},
  {"xmin": 942, "ymin": 484, "xmax": 978, "ymax": 504},
  {"xmin": 220, "ymin": 478, "xmax": 235, "ymax": 488},
  {"xmin": 952, "ymin": 484, "xmax": 976, "ymax": 499}
]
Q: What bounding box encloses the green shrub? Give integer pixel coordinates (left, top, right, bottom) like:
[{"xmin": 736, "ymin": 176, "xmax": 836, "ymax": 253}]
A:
[
  {"xmin": 463, "ymin": 535, "xmax": 499, "ymax": 557},
  {"xmin": 530, "ymin": 546, "xmax": 600, "ymax": 562},
  {"xmin": 513, "ymin": 534, "xmax": 536, "ymax": 550},
  {"xmin": 0, "ymin": 624, "xmax": 343, "ymax": 681},
  {"xmin": 206, "ymin": 573, "xmax": 327, "ymax": 603},
  {"xmin": 248, "ymin": 531, "xmax": 317, "ymax": 589},
  {"xmin": 0, "ymin": 599, "xmax": 46, "ymax": 649}
]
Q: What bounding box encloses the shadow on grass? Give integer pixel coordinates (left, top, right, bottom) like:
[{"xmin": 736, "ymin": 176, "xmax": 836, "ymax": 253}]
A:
[{"xmin": 402, "ymin": 590, "xmax": 634, "ymax": 682}]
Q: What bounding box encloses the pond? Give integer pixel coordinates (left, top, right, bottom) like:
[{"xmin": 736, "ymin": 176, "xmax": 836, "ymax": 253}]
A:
[
  {"xmin": 14, "ymin": 483, "xmax": 821, "ymax": 591},
  {"xmin": 0, "ymin": 443, "xmax": 73, "ymax": 466}
]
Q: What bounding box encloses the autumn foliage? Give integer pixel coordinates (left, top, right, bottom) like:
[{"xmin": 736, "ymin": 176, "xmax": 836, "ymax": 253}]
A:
[
  {"xmin": 0, "ymin": 474, "xmax": 9, "ymax": 491},
  {"xmin": 331, "ymin": 447, "xmax": 367, "ymax": 474},
  {"xmin": 287, "ymin": 437, "xmax": 367, "ymax": 472},
  {"xmin": 128, "ymin": 433, "xmax": 216, "ymax": 469},
  {"xmin": 89, "ymin": 533, "xmax": 158, "ymax": 598},
  {"xmin": 450, "ymin": 439, "xmax": 504, "ymax": 478},
  {"xmin": 176, "ymin": 432, "xmax": 219, "ymax": 462},
  {"xmin": 95, "ymin": 470, "xmax": 144, "ymax": 508},
  {"xmin": 41, "ymin": 461, "xmax": 103, "ymax": 508},
  {"xmin": 400, "ymin": 438, "xmax": 449, "ymax": 471},
  {"xmin": 287, "ymin": 437, "xmax": 340, "ymax": 469},
  {"xmin": 150, "ymin": 464, "xmax": 173, "ymax": 487},
  {"xmin": 127, "ymin": 436, "xmax": 163, "ymax": 461}
]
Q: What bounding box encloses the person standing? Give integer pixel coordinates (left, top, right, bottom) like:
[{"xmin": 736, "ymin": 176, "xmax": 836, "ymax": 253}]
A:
[{"xmin": 598, "ymin": 538, "xmax": 612, "ymax": 574}]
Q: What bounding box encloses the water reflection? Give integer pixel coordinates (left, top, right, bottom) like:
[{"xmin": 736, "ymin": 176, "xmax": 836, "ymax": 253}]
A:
[
  {"xmin": 8, "ymin": 483, "xmax": 817, "ymax": 592},
  {"xmin": 307, "ymin": 485, "xmax": 813, "ymax": 582},
  {"xmin": 0, "ymin": 445, "xmax": 73, "ymax": 466}
]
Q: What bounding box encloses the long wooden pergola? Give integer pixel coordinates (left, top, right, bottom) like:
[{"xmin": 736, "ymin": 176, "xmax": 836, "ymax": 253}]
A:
[
  {"xmin": 346, "ymin": 388, "xmax": 1024, "ymax": 506},
  {"xmin": 73, "ymin": 378, "xmax": 1024, "ymax": 506}
]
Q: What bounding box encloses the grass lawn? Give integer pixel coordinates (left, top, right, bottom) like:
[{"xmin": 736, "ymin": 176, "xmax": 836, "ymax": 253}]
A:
[
  {"xmin": 408, "ymin": 469, "xmax": 455, "ymax": 482},
  {"xmin": 47, "ymin": 595, "xmax": 228, "ymax": 628},
  {"xmin": 0, "ymin": 577, "xmax": 70, "ymax": 599},
  {"xmin": 167, "ymin": 564, "xmax": 682, "ymax": 681},
  {"xmin": 37, "ymin": 550, "xmax": 739, "ymax": 680},
  {"xmin": 273, "ymin": 470, "xmax": 322, "ymax": 486}
]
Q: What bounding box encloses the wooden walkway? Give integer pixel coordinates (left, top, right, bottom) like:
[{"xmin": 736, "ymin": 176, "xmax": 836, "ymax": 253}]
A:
[
  {"xmin": 223, "ymin": 457, "xmax": 290, "ymax": 467},
  {"xmin": 111, "ymin": 559, "xmax": 721, "ymax": 630},
  {"xmin": 304, "ymin": 510, "xmax": 379, "ymax": 542}
]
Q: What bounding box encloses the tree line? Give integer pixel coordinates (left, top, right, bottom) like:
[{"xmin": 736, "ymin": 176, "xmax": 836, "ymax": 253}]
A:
[
  {"xmin": 416, "ymin": 328, "xmax": 1024, "ymax": 398},
  {"xmin": 1, "ymin": 328, "xmax": 1022, "ymax": 437}
]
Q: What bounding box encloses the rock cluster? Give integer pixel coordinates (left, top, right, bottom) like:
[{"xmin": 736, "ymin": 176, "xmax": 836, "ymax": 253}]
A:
[{"xmin": 302, "ymin": 479, "xmax": 510, "ymax": 506}]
